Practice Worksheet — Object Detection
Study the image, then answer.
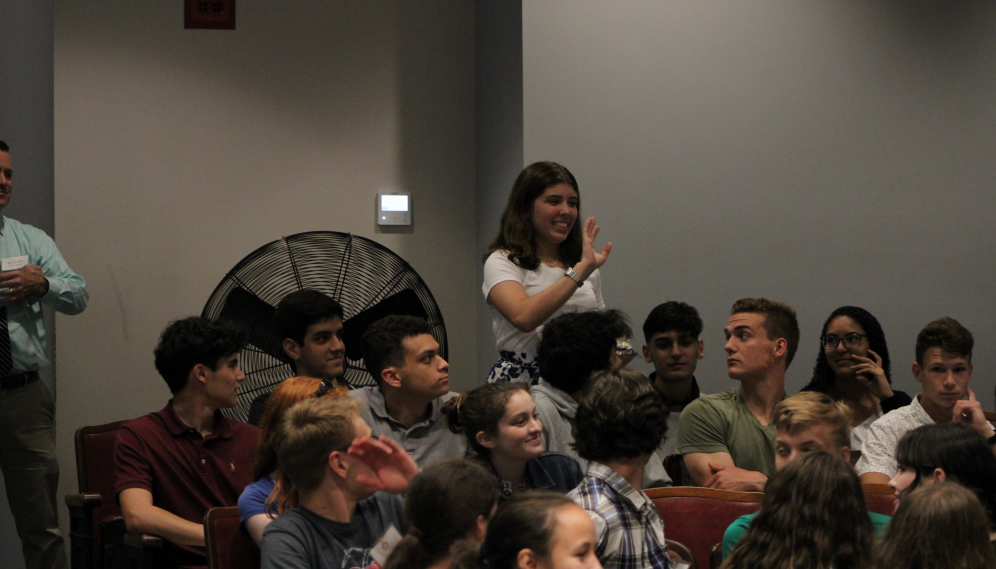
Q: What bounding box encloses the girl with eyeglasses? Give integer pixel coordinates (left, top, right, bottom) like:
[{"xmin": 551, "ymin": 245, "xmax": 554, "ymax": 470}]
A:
[{"xmin": 801, "ymin": 306, "xmax": 912, "ymax": 461}]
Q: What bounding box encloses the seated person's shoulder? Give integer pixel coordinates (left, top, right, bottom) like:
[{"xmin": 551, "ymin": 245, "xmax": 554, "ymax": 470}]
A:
[
  {"xmin": 347, "ymin": 385, "xmax": 376, "ymax": 402},
  {"xmin": 723, "ymin": 513, "xmax": 756, "ymax": 559},
  {"xmin": 677, "ymin": 389, "xmax": 738, "ymax": 437}
]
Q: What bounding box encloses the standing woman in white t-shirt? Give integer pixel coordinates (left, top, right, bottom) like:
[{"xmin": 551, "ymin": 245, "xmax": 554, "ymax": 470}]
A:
[{"xmin": 482, "ymin": 161, "xmax": 611, "ymax": 384}]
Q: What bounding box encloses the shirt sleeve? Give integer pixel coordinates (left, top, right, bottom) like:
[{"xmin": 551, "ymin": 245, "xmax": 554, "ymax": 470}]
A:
[
  {"xmin": 589, "ymin": 269, "xmax": 605, "ymax": 309},
  {"xmin": 238, "ymin": 477, "xmax": 275, "ymax": 523},
  {"xmin": 675, "ymin": 398, "xmax": 731, "ymax": 455},
  {"xmin": 855, "ymin": 416, "xmax": 898, "ymax": 477},
  {"xmin": 482, "ymin": 251, "xmax": 525, "ymax": 300},
  {"xmin": 26, "ymin": 225, "xmax": 88, "ymax": 315},
  {"xmin": 113, "ymin": 422, "xmax": 154, "ymax": 496}
]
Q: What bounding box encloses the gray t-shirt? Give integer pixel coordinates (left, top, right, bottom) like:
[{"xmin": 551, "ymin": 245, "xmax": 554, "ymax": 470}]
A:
[{"xmin": 260, "ymin": 493, "xmax": 407, "ymax": 569}]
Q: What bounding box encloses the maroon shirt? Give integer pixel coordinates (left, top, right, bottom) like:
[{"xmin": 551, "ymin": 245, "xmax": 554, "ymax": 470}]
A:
[{"xmin": 114, "ymin": 401, "xmax": 259, "ymax": 568}]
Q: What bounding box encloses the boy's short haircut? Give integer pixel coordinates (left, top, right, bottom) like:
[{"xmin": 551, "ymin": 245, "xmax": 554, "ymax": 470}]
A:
[
  {"xmin": 153, "ymin": 317, "xmax": 247, "ymax": 394},
  {"xmin": 731, "ymin": 297, "xmax": 800, "ymax": 368},
  {"xmin": 642, "ymin": 301, "xmax": 703, "ymax": 343},
  {"xmin": 915, "ymin": 317, "xmax": 974, "ymax": 365},
  {"xmin": 536, "ymin": 309, "xmax": 631, "ymax": 394},
  {"xmin": 772, "ymin": 392, "xmax": 852, "ymax": 450},
  {"xmin": 274, "ymin": 290, "xmax": 345, "ymax": 347},
  {"xmin": 360, "ymin": 315, "xmax": 433, "ymax": 382},
  {"xmin": 274, "ymin": 396, "xmax": 363, "ymax": 492},
  {"xmin": 572, "ymin": 369, "xmax": 668, "ymax": 462}
]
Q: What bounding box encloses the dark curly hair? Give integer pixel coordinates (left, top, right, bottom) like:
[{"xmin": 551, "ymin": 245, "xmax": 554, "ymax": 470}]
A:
[
  {"xmin": 915, "ymin": 317, "xmax": 973, "ymax": 365},
  {"xmin": 444, "ymin": 382, "xmax": 530, "ymax": 456},
  {"xmin": 360, "ymin": 315, "xmax": 433, "ymax": 382},
  {"xmin": 894, "ymin": 422, "xmax": 996, "ymax": 530},
  {"xmin": 572, "ymin": 369, "xmax": 668, "ymax": 462},
  {"xmin": 536, "ymin": 309, "xmax": 631, "ymax": 393},
  {"xmin": 802, "ymin": 306, "xmax": 891, "ymax": 393},
  {"xmin": 153, "ymin": 317, "xmax": 247, "ymax": 394},
  {"xmin": 721, "ymin": 452, "xmax": 873, "ymax": 569},
  {"xmin": 483, "ymin": 161, "xmax": 582, "ymax": 271}
]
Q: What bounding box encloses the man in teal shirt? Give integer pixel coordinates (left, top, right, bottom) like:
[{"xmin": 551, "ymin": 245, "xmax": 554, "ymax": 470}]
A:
[
  {"xmin": 0, "ymin": 140, "xmax": 88, "ymax": 569},
  {"xmin": 722, "ymin": 392, "xmax": 891, "ymax": 559}
]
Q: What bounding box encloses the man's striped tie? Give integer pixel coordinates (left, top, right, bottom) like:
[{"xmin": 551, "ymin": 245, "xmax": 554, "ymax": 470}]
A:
[{"xmin": 0, "ymin": 306, "xmax": 12, "ymax": 379}]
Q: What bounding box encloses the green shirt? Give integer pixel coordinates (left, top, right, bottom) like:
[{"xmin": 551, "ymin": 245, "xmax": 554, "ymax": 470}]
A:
[
  {"xmin": 675, "ymin": 387, "xmax": 778, "ymax": 479},
  {"xmin": 722, "ymin": 511, "xmax": 891, "ymax": 559}
]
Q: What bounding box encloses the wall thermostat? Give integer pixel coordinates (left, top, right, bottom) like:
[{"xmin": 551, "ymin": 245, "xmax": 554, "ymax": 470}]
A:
[{"xmin": 377, "ymin": 192, "xmax": 411, "ymax": 226}]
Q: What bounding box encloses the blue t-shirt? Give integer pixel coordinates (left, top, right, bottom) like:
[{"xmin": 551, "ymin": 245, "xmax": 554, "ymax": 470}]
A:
[{"xmin": 238, "ymin": 475, "xmax": 275, "ymax": 523}]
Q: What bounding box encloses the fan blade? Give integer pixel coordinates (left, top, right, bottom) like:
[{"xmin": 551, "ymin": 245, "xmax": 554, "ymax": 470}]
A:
[
  {"xmin": 342, "ymin": 289, "xmax": 429, "ymax": 361},
  {"xmin": 217, "ymin": 286, "xmax": 290, "ymax": 364}
]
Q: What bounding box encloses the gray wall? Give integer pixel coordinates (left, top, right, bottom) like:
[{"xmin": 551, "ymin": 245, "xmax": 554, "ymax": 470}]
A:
[
  {"xmin": 519, "ymin": 0, "xmax": 996, "ymax": 401},
  {"xmin": 0, "ymin": 2, "xmax": 54, "ymax": 567},
  {"xmin": 53, "ymin": 0, "xmax": 476, "ymax": 559},
  {"xmin": 475, "ymin": 0, "xmax": 523, "ymax": 382}
]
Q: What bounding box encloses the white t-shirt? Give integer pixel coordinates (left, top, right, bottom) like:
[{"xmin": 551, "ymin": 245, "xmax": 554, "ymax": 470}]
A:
[
  {"xmin": 482, "ymin": 250, "xmax": 604, "ymax": 361},
  {"xmin": 851, "ymin": 410, "xmax": 881, "ymax": 452}
]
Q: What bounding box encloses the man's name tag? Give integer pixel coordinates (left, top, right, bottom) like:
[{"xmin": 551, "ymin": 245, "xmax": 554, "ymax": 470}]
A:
[
  {"xmin": 1, "ymin": 256, "xmax": 28, "ymax": 272},
  {"xmin": 368, "ymin": 525, "xmax": 403, "ymax": 567}
]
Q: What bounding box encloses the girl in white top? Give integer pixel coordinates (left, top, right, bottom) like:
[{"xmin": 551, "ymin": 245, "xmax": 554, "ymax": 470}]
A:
[{"xmin": 482, "ymin": 162, "xmax": 611, "ymax": 383}]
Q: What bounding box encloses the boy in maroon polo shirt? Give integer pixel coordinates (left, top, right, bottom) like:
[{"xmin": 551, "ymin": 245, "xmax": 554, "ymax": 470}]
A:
[{"xmin": 114, "ymin": 317, "xmax": 260, "ymax": 568}]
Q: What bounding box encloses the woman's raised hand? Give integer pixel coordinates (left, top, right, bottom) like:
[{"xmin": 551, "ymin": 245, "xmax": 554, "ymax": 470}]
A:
[
  {"xmin": 852, "ymin": 350, "xmax": 894, "ymax": 401},
  {"xmin": 577, "ymin": 217, "xmax": 612, "ymax": 278}
]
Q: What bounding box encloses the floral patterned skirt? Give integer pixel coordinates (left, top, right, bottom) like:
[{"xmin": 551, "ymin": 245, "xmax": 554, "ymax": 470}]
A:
[{"xmin": 487, "ymin": 350, "xmax": 541, "ymax": 384}]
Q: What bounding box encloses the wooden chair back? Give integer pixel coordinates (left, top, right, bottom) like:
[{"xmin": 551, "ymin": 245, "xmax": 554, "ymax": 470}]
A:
[
  {"xmin": 646, "ymin": 487, "xmax": 763, "ymax": 568},
  {"xmin": 205, "ymin": 507, "xmax": 260, "ymax": 569},
  {"xmin": 68, "ymin": 419, "xmax": 127, "ymax": 569},
  {"xmin": 862, "ymin": 483, "xmax": 897, "ymax": 516}
]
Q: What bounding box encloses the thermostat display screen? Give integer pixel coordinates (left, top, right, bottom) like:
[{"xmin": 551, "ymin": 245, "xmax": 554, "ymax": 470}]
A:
[{"xmin": 381, "ymin": 195, "xmax": 409, "ymax": 212}]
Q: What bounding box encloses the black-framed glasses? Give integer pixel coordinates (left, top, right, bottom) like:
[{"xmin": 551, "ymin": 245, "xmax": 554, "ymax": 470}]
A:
[{"xmin": 821, "ymin": 333, "xmax": 868, "ymax": 350}]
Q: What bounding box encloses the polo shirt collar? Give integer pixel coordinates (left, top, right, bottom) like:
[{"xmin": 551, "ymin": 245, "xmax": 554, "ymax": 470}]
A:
[
  {"xmin": 911, "ymin": 394, "xmax": 933, "ymax": 424},
  {"xmin": 586, "ymin": 461, "xmax": 651, "ymax": 512},
  {"xmin": 648, "ymin": 373, "xmax": 701, "ymax": 409},
  {"xmin": 0, "ymin": 216, "xmax": 6, "ymax": 235},
  {"xmin": 366, "ymin": 386, "xmax": 440, "ymax": 430},
  {"xmin": 158, "ymin": 400, "xmax": 233, "ymax": 439}
]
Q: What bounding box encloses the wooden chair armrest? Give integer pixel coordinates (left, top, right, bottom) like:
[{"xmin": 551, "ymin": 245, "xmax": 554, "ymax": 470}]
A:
[
  {"xmin": 65, "ymin": 493, "xmax": 102, "ymax": 510},
  {"xmin": 123, "ymin": 533, "xmax": 164, "ymax": 549}
]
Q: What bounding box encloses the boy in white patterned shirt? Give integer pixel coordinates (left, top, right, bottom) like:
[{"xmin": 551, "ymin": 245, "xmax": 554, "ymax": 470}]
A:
[{"xmin": 569, "ymin": 369, "xmax": 672, "ymax": 569}]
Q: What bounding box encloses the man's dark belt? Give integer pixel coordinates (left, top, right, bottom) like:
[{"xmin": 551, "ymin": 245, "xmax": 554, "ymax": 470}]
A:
[{"xmin": 1, "ymin": 370, "xmax": 40, "ymax": 390}]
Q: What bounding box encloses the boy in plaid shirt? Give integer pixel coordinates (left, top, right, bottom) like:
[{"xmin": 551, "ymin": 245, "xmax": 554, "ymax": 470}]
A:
[{"xmin": 569, "ymin": 368, "xmax": 672, "ymax": 569}]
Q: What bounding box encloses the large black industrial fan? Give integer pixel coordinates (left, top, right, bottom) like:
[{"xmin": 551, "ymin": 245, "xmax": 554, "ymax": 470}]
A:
[{"xmin": 202, "ymin": 231, "xmax": 447, "ymax": 421}]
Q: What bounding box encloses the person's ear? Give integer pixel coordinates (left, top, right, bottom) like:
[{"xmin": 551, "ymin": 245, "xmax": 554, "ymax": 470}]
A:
[
  {"xmin": 381, "ymin": 367, "xmax": 403, "ymax": 389},
  {"xmin": 697, "ymin": 339, "xmax": 705, "ymax": 359},
  {"xmin": 642, "ymin": 345, "xmax": 652, "ymax": 364},
  {"xmin": 190, "ymin": 363, "xmax": 209, "ymax": 386},
  {"xmin": 476, "ymin": 431, "xmax": 497, "ymax": 450},
  {"xmin": 517, "ymin": 548, "xmax": 539, "ymax": 569},
  {"xmin": 912, "ymin": 361, "xmax": 923, "ymax": 384},
  {"xmin": 932, "ymin": 467, "xmax": 947, "ymax": 483},
  {"xmin": 328, "ymin": 450, "xmax": 349, "ymax": 479},
  {"xmin": 840, "ymin": 446, "xmax": 851, "ymax": 464},
  {"xmin": 773, "ymin": 338, "xmax": 788, "ymax": 359},
  {"xmin": 282, "ymin": 338, "xmax": 302, "ymax": 361},
  {"xmin": 471, "ymin": 514, "xmax": 488, "ymax": 542}
]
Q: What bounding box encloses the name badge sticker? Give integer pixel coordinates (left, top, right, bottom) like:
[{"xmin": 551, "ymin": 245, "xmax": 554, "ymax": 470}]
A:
[
  {"xmin": 1, "ymin": 256, "xmax": 28, "ymax": 272},
  {"xmin": 368, "ymin": 525, "xmax": 404, "ymax": 567}
]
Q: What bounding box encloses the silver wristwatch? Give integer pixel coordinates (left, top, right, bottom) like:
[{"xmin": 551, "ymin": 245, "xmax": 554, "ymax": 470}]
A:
[{"xmin": 564, "ymin": 267, "xmax": 584, "ymax": 288}]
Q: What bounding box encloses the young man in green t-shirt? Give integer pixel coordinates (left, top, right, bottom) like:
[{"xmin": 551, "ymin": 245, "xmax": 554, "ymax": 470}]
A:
[
  {"xmin": 677, "ymin": 297, "xmax": 799, "ymax": 491},
  {"xmin": 722, "ymin": 392, "xmax": 892, "ymax": 559}
]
